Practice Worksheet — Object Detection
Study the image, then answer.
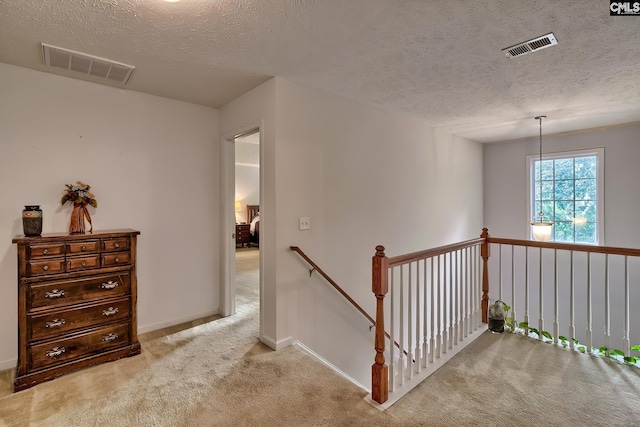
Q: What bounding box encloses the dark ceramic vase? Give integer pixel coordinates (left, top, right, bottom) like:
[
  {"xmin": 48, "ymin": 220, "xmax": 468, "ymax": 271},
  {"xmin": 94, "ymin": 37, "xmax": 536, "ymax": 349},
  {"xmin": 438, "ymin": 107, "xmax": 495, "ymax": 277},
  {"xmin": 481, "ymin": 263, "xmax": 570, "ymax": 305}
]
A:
[{"xmin": 22, "ymin": 205, "xmax": 43, "ymax": 237}]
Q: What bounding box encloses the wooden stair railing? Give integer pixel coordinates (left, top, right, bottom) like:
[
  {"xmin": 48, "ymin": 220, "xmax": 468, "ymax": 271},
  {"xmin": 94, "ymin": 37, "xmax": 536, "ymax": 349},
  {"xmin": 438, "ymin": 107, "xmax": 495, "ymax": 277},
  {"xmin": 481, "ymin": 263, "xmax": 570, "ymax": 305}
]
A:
[
  {"xmin": 371, "ymin": 234, "xmax": 489, "ymax": 405},
  {"xmin": 289, "ymin": 246, "xmax": 408, "ymax": 358}
]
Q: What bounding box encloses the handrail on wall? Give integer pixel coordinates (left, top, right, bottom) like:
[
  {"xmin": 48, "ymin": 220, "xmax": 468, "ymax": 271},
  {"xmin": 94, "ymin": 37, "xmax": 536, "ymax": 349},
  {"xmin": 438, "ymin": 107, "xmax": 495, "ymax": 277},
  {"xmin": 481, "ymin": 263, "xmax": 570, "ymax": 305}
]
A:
[
  {"xmin": 290, "ymin": 246, "xmax": 375, "ymax": 326},
  {"xmin": 289, "ymin": 246, "xmax": 408, "ymax": 358}
]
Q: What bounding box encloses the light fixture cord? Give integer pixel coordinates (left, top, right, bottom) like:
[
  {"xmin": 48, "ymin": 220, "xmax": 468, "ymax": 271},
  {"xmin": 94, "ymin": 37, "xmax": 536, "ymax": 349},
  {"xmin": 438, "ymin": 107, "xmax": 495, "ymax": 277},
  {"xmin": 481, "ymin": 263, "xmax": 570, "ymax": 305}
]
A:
[{"xmin": 538, "ymin": 116, "xmax": 543, "ymax": 222}]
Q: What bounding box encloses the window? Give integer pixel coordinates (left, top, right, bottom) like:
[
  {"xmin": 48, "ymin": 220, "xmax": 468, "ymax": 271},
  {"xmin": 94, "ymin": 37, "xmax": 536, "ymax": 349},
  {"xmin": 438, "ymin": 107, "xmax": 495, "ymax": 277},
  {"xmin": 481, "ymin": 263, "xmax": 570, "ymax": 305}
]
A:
[{"xmin": 527, "ymin": 148, "xmax": 604, "ymax": 244}]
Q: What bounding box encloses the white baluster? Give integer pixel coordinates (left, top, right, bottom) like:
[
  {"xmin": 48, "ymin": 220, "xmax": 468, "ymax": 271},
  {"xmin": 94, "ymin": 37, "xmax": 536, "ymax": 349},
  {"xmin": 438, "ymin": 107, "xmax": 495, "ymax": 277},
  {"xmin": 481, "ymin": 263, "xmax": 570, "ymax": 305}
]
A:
[
  {"xmin": 553, "ymin": 249, "xmax": 559, "ymax": 345},
  {"xmin": 586, "ymin": 253, "xmax": 593, "ymax": 353},
  {"xmin": 390, "ymin": 269, "xmax": 395, "ymax": 392},
  {"xmin": 465, "ymin": 248, "xmax": 473, "ymax": 334},
  {"xmin": 570, "ymin": 251, "xmax": 575, "ymax": 350},
  {"xmin": 422, "ymin": 258, "xmax": 428, "ymax": 368},
  {"xmin": 450, "ymin": 251, "xmax": 454, "ymax": 346},
  {"xmin": 511, "ymin": 246, "xmax": 516, "ymax": 331},
  {"xmin": 399, "ymin": 266, "xmax": 405, "ymax": 385},
  {"xmin": 604, "ymin": 254, "xmax": 610, "ymax": 356},
  {"xmin": 499, "ymin": 244, "xmax": 503, "ymax": 301},
  {"xmin": 623, "ymin": 256, "xmax": 630, "ymax": 357},
  {"xmin": 539, "ymin": 248, "xmax": 544, "ymax": 341},
  {"xmin": 430, "ymin": 257, "xmax": 436, "ymax": 363},
  {"xmin": 442, "ymin": 254, "xmax": 448, "ymax": 354},
  {"xmin": 524, "ymin": 247, "xmax": 530, "ymax": 335},
  {"xmin": 407, "ymin": 263, "xmax": 413, "ymax": 379}
]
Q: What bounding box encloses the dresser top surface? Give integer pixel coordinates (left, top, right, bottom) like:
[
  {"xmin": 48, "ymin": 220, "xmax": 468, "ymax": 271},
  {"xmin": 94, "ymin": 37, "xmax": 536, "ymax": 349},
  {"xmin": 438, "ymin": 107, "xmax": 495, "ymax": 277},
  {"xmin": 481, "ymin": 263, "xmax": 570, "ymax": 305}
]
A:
[{"xmin": 13, "ymin": 228, "xmax": 140, "ymax": 244}]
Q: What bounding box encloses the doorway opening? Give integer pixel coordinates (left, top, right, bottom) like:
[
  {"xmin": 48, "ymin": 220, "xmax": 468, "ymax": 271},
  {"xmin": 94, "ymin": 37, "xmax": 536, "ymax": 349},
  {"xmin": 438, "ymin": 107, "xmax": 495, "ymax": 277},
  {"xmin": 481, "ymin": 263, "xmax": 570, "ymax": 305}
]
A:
[{"xmin": 233, "ymin": 131, "xmax": 261, "ymax": 317}]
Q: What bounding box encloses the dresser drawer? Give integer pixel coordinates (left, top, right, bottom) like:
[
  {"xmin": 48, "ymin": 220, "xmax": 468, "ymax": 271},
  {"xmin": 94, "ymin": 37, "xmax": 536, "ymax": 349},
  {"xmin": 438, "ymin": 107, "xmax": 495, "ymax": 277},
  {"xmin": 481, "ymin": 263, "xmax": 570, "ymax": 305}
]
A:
[
  {"xmin": 27, "ymin": 243, "xmax": 65, "ymax": 259},
  {"xmin": 66, "ymin": 254, "xmax": 101, "ymax": 272},
  {"xmin": 102, "ymin": 238, "xmax": 130, "ymax": 252},
  {"xmin": 66, "ymin": 240, "xmax": 99, "ymax": 255},
  {"xmin": 27, "ymin": 258, "xmax": 66, "ymax": 276},
  {"xmin": 102, "ymin": 251, "xmax": 130, "ymax": 267},
  {"xmin": 29, "ymin": 272, "xmax": 131, "ymax": 311},
  {"xmin": 29, "ymin": 322, "xmax": 130, "ymax": 370},
  {"xmin": 29, "ymin": 297, "xmax": 131, "ymax": 341}
]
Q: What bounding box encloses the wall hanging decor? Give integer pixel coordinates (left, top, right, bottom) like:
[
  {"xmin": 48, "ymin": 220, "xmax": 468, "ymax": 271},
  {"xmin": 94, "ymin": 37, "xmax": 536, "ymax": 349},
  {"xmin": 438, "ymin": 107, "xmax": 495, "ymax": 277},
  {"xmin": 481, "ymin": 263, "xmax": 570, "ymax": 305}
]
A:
[
  {"xmin": 61, "ymin": 181, "xmax": 97, "ymax": 234},
  {"xmin": 22, "ymin": 205, "xmax": 43, "ymax": 236}
]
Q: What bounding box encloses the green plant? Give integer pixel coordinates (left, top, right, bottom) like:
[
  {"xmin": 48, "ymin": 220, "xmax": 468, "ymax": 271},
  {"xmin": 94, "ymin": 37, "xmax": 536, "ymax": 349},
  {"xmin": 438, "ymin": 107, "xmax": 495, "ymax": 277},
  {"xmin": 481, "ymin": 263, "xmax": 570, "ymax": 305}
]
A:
[{"xmin": 504, "ymin": 317, "xmax": 639, "ymax": 367}]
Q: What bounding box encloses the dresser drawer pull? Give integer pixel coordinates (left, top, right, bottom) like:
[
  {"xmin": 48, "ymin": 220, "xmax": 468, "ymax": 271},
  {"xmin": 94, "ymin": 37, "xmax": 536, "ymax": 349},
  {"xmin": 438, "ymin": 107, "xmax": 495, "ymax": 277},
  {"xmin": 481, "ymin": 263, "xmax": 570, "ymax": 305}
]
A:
[
  {"xmin": 45, "ymin": 289, "xmax": 66, "ymax": 299},
  {"xmin": 101, "ymin": 281, "xmax": 119, "ymax": 290},
  {"xmin": 42, "ymin": 265, "xmax": 49, "ymax": 271},
  {"xmin": 114, "ymin": 243, "xmax": 120, "ymax": 249},
  {"xmin": 81, "ymin": 245, "xmax": 86, "ymax": 251},
  {"xmin": 45, "ymin": 318, "xmax": 66, "ymax": 328},
  {"xmin": 102, "ymin": 333, "xmax": 119, "ymax": 343},
  {"xmin": 102, "ymin": 307, "xmax": 119, "ymax": 317},
  {"xmin": 45, "ymin": 346, "xmax": 66, "ymax": 358},
  {"xmin": 42, "ymin": 249, "xmax": 48, "ymax": 255},
  {"xmin": 114, "ymin": 257, "xmax": 120, "ymax": 263}
]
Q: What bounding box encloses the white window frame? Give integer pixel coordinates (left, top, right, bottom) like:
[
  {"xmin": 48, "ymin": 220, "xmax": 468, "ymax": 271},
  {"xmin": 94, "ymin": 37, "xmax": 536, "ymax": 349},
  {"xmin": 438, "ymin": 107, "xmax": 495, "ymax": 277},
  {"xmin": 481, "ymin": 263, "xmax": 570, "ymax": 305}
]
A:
[{"xmin": 526, "ymin": 148, "xmax": 604, "ymax": 244}]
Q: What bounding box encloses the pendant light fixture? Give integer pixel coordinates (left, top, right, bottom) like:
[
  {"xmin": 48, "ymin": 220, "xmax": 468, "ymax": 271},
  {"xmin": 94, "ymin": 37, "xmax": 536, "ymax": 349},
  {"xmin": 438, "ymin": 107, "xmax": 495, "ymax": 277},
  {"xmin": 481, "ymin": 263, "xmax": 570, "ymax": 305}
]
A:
[{"xmin": 530, "ymin": 115, "xmax": 554, "ymax": 241}]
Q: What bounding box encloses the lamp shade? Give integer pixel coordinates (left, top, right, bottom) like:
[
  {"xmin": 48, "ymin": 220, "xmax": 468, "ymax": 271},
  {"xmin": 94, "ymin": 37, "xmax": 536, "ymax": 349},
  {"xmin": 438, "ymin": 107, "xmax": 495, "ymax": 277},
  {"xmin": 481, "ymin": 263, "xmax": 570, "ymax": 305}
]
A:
[
  {"xmin": 235, "ymin": 201, "xmax": 241, "ymax": 211},
  {"xmin": 531, "ymin": 221, "xmax": 554, "ymax": 242}
]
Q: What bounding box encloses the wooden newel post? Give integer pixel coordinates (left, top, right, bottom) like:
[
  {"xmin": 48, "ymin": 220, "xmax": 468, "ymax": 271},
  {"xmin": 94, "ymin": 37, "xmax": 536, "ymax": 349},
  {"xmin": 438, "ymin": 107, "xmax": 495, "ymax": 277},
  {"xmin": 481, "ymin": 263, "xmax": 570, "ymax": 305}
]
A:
[
  {"xmin": 372, "ymin": 245, "xmax": 389, "ymax": 404},
  {"xmin": 480, "ymin": 228, "xmax": 490, "ymax": 323}
]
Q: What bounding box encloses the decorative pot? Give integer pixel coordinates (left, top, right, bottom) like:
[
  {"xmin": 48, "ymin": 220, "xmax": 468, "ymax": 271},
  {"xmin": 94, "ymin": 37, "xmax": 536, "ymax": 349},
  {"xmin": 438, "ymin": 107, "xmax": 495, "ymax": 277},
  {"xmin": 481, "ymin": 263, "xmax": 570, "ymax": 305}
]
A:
[
  {"xmin": 488, "ymin": 300, "xmax": 505, "ymax": 334},
  {"xmin": 22, "ymin": 205, "xmax": 43, "ymax": 237}
]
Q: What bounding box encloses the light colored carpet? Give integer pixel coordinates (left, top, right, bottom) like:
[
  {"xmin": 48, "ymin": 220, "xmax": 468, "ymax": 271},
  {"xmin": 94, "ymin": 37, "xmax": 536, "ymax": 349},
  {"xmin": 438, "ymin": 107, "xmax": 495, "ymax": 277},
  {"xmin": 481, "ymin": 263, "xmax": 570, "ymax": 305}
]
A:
[{"xmin": 1, "ymin": 247, "xmax": 639, "ymax": 426}]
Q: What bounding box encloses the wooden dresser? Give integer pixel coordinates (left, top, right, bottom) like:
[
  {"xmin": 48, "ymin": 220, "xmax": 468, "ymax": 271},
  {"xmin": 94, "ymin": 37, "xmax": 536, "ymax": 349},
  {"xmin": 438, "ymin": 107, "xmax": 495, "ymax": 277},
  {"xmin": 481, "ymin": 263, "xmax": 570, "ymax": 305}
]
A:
[
  {"xmin": 235, "ymin": 223, "xmax": 250, "ymax": 248},
  {"xmin": 12, "ymin": 229, "xmax": 141, "ymax": 391}
]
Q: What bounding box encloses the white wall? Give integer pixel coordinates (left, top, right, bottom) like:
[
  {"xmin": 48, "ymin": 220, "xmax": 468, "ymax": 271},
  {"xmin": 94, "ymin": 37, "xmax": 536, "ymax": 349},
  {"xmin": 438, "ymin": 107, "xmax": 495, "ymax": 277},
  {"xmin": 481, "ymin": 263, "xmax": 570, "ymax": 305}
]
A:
[
  {"xmin": 219, "ymin": 79, "xmax": 277, "ymax": 343},
  {"xmin": 235, "ymin": 164, "xmax": 259, "ymax": 223},
  {"xmin": 483, "ymin": 123, "xmax": 640, "ymax": 349},
  {"xmin": 220, "ymin": 77, "xmax": 483, "ymax": 387},
  {"xmin": 272, "ymin": 79, "xmax": 484, "ymax": 386},
  {"xmin": 0, "ymin": 63, "xmax": 220, "ymax": 369}
]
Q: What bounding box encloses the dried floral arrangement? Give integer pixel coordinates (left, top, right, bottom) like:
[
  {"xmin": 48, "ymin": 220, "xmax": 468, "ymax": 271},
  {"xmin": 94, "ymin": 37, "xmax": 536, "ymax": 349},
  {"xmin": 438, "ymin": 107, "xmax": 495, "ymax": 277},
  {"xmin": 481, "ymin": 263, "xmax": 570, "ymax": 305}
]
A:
[
  {"xmin": 61, "ymin": 181, "xmax": 97, "ymax": 233},
  {"xmin": 61, "ymin": 181, "xmax": 98, "ymax": 208}
]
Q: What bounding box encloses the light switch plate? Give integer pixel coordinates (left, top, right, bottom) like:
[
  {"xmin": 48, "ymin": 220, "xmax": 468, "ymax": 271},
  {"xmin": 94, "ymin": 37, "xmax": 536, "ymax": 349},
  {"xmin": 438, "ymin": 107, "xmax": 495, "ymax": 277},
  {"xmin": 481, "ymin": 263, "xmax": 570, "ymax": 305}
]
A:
[{"xmin": 299, "ymin": 217, "xmax": 310, "ymax": 230}]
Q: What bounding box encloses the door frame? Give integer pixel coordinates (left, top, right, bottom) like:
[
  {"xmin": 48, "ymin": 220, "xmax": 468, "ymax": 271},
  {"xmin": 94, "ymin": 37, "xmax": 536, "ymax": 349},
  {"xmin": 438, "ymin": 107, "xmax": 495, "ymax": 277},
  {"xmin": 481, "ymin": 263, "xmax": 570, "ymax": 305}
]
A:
[{"xmin": 220, "ymin": 125, "xmax": 264, "ymax": 338}]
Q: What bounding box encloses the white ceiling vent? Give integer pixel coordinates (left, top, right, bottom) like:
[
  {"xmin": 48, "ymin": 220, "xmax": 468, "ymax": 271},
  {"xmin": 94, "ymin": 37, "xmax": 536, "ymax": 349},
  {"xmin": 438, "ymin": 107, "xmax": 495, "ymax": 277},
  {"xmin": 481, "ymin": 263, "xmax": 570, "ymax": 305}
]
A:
[
  {"xmin": 42, "ymin": 43, "xmax": 135, "ymax": 84},
  {"xmin": 502, "ymin": 33, "xmax": 558, "ymax": 58}
]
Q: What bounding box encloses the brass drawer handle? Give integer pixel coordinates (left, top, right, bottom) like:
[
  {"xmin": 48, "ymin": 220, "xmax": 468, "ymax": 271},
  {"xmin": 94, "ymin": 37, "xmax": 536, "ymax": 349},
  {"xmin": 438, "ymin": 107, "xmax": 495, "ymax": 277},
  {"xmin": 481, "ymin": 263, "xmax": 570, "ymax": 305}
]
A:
[
  {"xmin": 42, "ymin": 265, "xmax": 49, "ymax": 271},
  {"xmin": 46, "ymin": 346, "xmax": 66, "ymax": 358},
  {"xmin": 45, "ymin": 318, "xmax": 66, "ymax": 328},
  {"xmin": 102, "ymin": 333, "xmax": 119, "ymax": 343},
  {"xmin": 102, "ymin": 307, "xmax": 119, "ymax": 317},
  {"xmin": 45, "ymin": 289, "xmax": 66, "ymax": 299},
  {"xmin": 114, "ymin": 243, "xmax": 120, "ymax": 249},
  {"xmin": 81, "ymin": 245, "xmax": 86, "ymax": 251},
  {"xmin": 81, "ymin": 261, "xmax": 86, "ymax": 267},
  {"xmin": 42, "ymin": 249, "xmax": 48, "ymax": 255},
  {"xmin": 114, "ymin": 257, "xmax": 120, "ymax": 263},
  {"xmin": 101, "ymin": 281, "xmax": 119, "ymax": 290}
]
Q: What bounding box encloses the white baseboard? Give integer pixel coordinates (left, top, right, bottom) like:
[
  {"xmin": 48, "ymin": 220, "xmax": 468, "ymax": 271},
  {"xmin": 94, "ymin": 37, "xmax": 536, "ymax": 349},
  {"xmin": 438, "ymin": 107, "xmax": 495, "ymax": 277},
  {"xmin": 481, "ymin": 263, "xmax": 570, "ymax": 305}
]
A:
[
  {"xmin": 261, "ymin": 334, "xmax": 293, "ymax": 351},
  {"xmin": 138, "ymin": 309, "xmax": 219, "ymax": 335},
  {"xmin": 293, "ymin": 340, "xmax": 370, "ymax": 392},
  {"xmin": 0, "ymin": 359, "xmax": 15, "ymax": 372}
]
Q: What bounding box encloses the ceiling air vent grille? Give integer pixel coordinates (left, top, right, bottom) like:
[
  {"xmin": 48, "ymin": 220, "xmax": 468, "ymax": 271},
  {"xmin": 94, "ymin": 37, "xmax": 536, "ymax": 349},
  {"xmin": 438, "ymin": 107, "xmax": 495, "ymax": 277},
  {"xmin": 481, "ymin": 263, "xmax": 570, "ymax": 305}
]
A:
[
  {"xmin": 502, "ymin": 33, "xmax": 558, "ymax": 59},
  {"xmin": 42, "ymin": 43, "xmax": 135, "ymax": 84}
]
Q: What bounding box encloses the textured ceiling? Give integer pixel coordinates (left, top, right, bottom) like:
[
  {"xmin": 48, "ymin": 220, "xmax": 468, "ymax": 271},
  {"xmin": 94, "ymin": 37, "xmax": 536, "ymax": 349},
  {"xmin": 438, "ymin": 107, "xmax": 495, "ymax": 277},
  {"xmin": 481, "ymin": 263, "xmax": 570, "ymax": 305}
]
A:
[{"xmin": 1, "ymin": 0, "xmax": 639, "ymax": 142}]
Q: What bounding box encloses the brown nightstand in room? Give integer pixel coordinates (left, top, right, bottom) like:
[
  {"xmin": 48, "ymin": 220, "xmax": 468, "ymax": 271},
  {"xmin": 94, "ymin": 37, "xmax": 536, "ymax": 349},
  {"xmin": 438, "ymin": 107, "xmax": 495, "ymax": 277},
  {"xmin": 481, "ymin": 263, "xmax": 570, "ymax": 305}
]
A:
[{"xmin": 235, "ymin": 223, "xmax": 250, "ymax": 248}]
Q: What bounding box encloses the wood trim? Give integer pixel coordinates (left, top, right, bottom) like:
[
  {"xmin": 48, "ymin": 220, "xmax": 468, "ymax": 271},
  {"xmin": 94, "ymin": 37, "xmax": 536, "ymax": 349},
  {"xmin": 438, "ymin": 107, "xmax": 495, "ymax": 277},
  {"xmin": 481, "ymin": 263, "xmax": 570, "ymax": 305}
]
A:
[
  {"xmin": 387, "ymin": 237, "xmax": 485, "ymax": 267},
  {"xmin": 487, "ymin": 237, "xmax": 640, "ymax": 257}
]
